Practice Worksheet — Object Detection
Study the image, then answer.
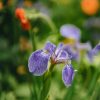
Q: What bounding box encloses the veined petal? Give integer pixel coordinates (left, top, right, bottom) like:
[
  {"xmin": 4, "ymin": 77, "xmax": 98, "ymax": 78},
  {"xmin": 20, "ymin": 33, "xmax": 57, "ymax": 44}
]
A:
[
  {"xmin": 28, "ymin": 50, "xmax": 50, "ymax": 76},
  {"xmin": 56, "ymin": 50, "xmax": 69, "ymax": 63},
  {"xmin": 62, "ymin": 65, "xmax": 75, "ymax": 87},
  {"xmin": 63, "ymin": 45, "xmax": 78, "ymax": 60},
  {"xmin": 60, "ymin": 24, "xmax": 81, "ymax": 41},
  {"xmin": 92, "ymin": 43, "xmax": 100, "ymax": 55},
  {"xmin": 55, "ymin": 43, "xmax": 64, "ymax": 56},
  {"xmin": 87, "ymin": 43, "xmax": 100, "ymax": 62},
  {"xmin": 44, "ymin": 41, "xmax": 56, "ymax": 55}
]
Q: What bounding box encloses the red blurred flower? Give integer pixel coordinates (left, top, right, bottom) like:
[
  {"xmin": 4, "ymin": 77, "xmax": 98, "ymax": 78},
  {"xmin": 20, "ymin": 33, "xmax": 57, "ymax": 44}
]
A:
[
  {"xmin": 15, "ymin": 8, "xmax": 31, "ymax": 30},
  {"xmin": 81, "ymin": 0, "xmax": 99, "ymax": 15}
]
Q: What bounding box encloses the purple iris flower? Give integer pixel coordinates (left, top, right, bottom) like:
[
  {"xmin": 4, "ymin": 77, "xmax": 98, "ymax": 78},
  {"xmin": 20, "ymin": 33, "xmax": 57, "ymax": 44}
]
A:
[
  {"xmin": 28, "ymin": 41, "xmax": 76, "ymax": 87},
  {"xmin": 88, "ymin": 43, "xmax": 100, "ymax": 62},
  {"xmin": 60, "ymin": 24, "xmax": 81, "ymax": 41}
]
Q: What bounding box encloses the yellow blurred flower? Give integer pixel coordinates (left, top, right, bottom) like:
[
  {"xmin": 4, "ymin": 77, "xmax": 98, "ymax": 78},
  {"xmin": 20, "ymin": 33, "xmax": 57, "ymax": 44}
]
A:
[
  {"xmin": 23, "ymin": 0, "xmax": 33, "ymax": 7},
  {"xmin": 81, "ymin": 0, "xmax": 99, "ymax": 15},
  {"xmin": 19, "ymin": 36, "xmax": 32, "ymax": 52},
  {"xmin": 17, "ymin": 65, "xmax": 26, "ymax": 75},
  {"xmin": 32, "ymin": 27, "xmax": 39, "ymax": 33},
  {"xmin": 7, "ymin": 0, "xmax": 13, "ymax": 6},
  {"xmin": 0, "ymin": 1, "xmax": 3, "ymax": 10}
]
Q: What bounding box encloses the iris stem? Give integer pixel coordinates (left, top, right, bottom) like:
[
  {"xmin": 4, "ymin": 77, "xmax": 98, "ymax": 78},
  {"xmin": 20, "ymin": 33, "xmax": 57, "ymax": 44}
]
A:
[
  {"xmin": 28, "ymin": 29, "xmax": 37, "ymax": 99},
  {"xmin": 40, "ymin": 64, "xmax": 55, "ymax": 100},
  {"xmin": 87, "ymin": 68, "xmax": 100, "ymax": 96},
  {"xmin": 29, "ymin": 29, "xmax": 36, "ymax": 51}
]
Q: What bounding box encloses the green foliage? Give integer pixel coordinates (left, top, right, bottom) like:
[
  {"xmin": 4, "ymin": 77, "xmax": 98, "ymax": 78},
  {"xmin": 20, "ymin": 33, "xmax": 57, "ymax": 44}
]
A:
[{"xmin": 0, "ymin": 0, "xmax": 100, "ymax": 100}]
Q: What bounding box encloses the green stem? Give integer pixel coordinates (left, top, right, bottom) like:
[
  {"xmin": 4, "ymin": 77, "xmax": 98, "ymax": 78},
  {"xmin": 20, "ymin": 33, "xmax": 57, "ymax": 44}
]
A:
[
  {"xmin": 29, "ymin": 30, "xmax": 36, "ymax": 51},
  {"xmin": 64, "ymin": 72, "xmax": 77, "ymax": 100},
  {"xmin": 28, "ymin": 74, "xmax": 38, "ymax": 100},
  {"xmin": 28, "ymin": 31, "xmax": 37, "ymax": 98},
  {"xmin": 87, "ymin": 68, "xmax": 100, "ymax": 96},
  {"xmin": 31, "ymin": 77, "xmax": 38, "ymax": 100},
  {"xmin": 40, "ymin": 64, "xmax": 55, "ymax": 100}
]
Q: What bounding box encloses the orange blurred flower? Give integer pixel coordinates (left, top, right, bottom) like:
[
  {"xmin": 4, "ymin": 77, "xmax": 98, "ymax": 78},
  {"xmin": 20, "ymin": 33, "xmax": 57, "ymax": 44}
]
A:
[
  {"xmin": 81, "ymin": 0, "xmax": 99, "ymax": 15},
  {"xmin": 15, "ymin": 8, "xmax": 31, "ymax": 30}
]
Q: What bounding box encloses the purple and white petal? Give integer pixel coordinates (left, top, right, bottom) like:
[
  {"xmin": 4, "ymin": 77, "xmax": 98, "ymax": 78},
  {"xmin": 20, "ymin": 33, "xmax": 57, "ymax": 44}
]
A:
[
  {"xmin": 63, "ymin": 45, "xmax": 73, "ymax": 58},
  {"xmin": 87, "ymin": 50, "xmax": 94, "ymax": 62},
  {"xmin": 92, "ymin": 43, "xmax": 100, "ymax": 55},
  {"xmin": 60, "ymin": 24, "xmax": 81, "ymax": 41},
  {"xmin": 87, "ymin": 43, "xmax": 100, "ymax": 62},
  {"xmin": 56, "ymin": 50, "xmax": 69, "ymax": 63},
  {"xmin": 44, "ymin": 41, "xmax": 56, "ymax": 55},
  {"xmin": 76, "ymin": 42, "xmax": 92, "ymax": 51},
  {"xmin": 55, "ymin": 43, "xmax": 64, "ymax": 56},
  {"xmin": 28, "ymin": 50, "xmax": 50, "ymax": 76},
  {"xmin": 62, "ymin": 65, "xmax": 75, "ymax": 87}
]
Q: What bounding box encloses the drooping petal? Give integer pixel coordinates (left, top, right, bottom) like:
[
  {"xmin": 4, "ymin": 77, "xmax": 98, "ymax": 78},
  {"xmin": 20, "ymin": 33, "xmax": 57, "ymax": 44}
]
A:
[
  {"xmin": 44, "ymin": 41, "xmax": 56, "ymax": 55},
  {"xmin": 28, "ymin": 50, "xmax": 50, "ymax": 76},
  {"xmin": 60, "ymin": 24, "xmax": 81, "ymax": 41},
  {"xmin": 62, "ymin": 65, "xmax": 75, "ymax": 87}
]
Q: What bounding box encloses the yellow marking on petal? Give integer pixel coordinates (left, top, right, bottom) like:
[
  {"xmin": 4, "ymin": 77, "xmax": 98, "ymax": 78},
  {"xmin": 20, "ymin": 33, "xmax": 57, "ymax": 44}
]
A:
[{"xmin": 62, "ymin": 39, "xmax": 76, "ymax": 46}]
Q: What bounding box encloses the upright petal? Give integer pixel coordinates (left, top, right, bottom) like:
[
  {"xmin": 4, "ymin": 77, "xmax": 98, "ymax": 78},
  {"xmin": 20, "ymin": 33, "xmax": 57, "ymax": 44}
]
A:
[
  {"xmin": 92, "ymin": 43, "xmax": 100, "ymax": 55},
  {"xmin": 56, "ymin": 50, "xmax": 69, "ymax": 63},
  {"xmin": 28, "ymin": 50, "xmax": 50, "ymax": 76},
  {"xmin": 62, "ymin": 65, "xmax": 75, "ymax": 87},
  {"xmin": 87, "ymin": 50, "xmax": 94, "ymax": 62},
  {"xmin": 55, "ymin": 43, "xmax": 64, "ymax": 56},
  {"xmin": 63, "ymin": 45, "xmax": 79, "ymax": 60},
  {"xmin": 60, "ymin": 24, "xmax": 81, "ymax": 41},
  {"xmin": 87, "ymin": 43, "xmax": 100, "ymax": 62},
  {"xmin": 44, "ymin": 41, "xmax": 56, "ymax": 55}
]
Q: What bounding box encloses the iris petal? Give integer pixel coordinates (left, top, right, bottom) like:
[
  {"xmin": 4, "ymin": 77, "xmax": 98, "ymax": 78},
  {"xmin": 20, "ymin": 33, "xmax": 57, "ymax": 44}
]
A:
[
  {"xmin": 87, "ymin": 50, "xmax": 94, "ymax": 62},
  {"xmin": 28, "ymin": 50, "xmax": 50, "ymax": 76},
  {"xmin": 60, "ymin": 24, "xmax": 81, "ymax": 41},
  {"xmin": 56, "ymin": 50, "xmax": 69, "ymax": 63},
  {"xmin": 76, "ymin": 42, "xmax": 91, "ymax": 51},
  {"xmin": 62, "ymin": 65, "xmax": 75, "ymax": 87},
  {"xmin": 55, "ymin": 43, "xmax": 64, "ymax": 56},
  {"xmin": 44, "ymin": 41, "xmax": 56, "ymax": 55},
  {"xmin": 63, "ymin": 45, "xmax": 78, "ymax": 60},
  {"xmin": 92, "ymin": 43, "xmax": 100, "ymax": 55},
  {"xmin": 87, "ymin": 43, "xmax": 100, "ymax": 62}
]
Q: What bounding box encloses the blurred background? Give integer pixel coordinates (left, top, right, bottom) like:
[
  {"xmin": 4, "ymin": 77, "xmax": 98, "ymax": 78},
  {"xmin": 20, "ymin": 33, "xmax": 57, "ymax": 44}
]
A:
[{"xmin": 0, "ymin": 0, "xmax": 100, "ymax": 100}]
